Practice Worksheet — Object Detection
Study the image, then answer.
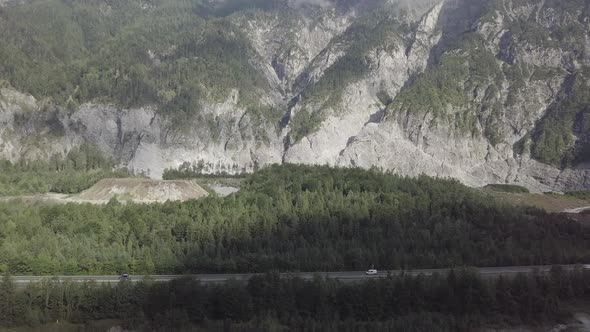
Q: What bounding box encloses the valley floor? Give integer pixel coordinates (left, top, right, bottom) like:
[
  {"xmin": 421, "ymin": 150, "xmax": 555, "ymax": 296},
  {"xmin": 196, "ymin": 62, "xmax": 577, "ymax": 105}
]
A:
[
  {"xmin": 481, "ymin": 189, "xmax": 590, "ymax": 213},
  {"xmin": 3, "ymin": 183, "xmax": 588, "ymax": 212}
]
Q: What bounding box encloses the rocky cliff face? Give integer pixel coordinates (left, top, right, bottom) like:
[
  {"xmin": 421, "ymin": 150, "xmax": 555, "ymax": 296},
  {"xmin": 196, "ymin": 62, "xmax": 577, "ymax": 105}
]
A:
[
  {"xmin": 334, "ymin": 0, "xmax": 590, "ymax": 191},
  {"xmin": 0, "ymin": 0, "xmax": 25, "ymax": 7},
  {"xmin": 0, "ymin": 0, "xmax": 589, "ymax": 192}
]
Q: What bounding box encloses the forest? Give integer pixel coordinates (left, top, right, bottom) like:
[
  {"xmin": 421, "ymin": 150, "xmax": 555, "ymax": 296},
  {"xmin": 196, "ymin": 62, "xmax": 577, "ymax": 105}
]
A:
[
  {"xmin": 0, "ymin": 164, "xmax": 589, "ymax": 275},
  {"xmin": 162, "ymin": 160, "xmax": 249, "ymax": 179},
  {"xmin": 0, "ymin": 0, "xmax": 271, "ymax": 115},
  {"xmin": 0, "ymin": 144, "xmax": 129, "ymax": 195},
  {"xmin": 0, "ymin": 267, "xmax": 589, "ymax": 331}
]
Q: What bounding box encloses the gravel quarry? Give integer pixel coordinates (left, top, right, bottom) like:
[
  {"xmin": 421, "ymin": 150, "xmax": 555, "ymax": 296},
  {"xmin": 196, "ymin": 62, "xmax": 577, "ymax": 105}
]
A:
[
  {"xmin": 0, "ymin": 178, "xmax": 209, "ymax": 204},
  {"xmin": 75, "ymin": 178, "xmax": 209, "ymax": 203}
]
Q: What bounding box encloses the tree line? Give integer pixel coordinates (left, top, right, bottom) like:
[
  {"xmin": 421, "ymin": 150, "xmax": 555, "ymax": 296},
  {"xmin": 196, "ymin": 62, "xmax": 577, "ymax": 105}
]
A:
[
  {"xmin": 0, "ymin": 267, "xmax": 589, "ymax": 331},
  {"xmin": 0, "ymin": 164, "xmax": 588, "ymax": 275},
  {"xmin": 0, "ymin": 144, "xmax": 128, "ymax": 195}
]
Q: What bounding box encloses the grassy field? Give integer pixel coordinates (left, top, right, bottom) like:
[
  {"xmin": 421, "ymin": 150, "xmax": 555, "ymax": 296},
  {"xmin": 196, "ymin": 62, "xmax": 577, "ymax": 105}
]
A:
[{"xmin": 481, "ymin": 189, "xmax": 590, "ymax": 213}]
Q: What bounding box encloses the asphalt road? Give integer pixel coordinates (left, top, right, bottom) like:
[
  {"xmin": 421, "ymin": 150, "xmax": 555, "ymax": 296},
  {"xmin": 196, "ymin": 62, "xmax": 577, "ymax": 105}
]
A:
[
  {"xmin": 9, "ymin": 264, "xmax": 589, "ymax": 287},
  {"xmin": 564, "ymin": 206, "xmax": 590, "ymax": 214}
]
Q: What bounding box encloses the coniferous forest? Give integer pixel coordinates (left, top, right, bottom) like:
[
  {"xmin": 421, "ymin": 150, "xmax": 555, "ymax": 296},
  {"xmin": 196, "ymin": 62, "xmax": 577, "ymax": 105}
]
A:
[
  {"xmin": 0, "ymin": 164, "xmax": 590, "ymax": 330},
  {"xmin": 0, "ymin": 164, "xmax": 589, "ymax": 275},
  {"xmin": 0, "ymin": 268, "xmax": 589, "ymax": 331},
  {"xmin": 0, "ymin": 0, "xmax": 589, "ymax": 329}
]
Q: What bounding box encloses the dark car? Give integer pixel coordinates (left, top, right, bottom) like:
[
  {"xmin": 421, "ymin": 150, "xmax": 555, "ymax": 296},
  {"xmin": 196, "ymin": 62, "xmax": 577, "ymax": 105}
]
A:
[{"xmin": 119, "ymin": 274, "xmax": 130, "ymax": 280}]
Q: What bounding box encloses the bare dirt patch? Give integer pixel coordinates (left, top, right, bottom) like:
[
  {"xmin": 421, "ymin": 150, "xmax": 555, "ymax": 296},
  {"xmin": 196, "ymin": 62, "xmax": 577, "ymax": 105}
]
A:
[
  {"xmin": 190, "ymin": 177, "xmax": 244, "ymax": 197},
  {"xmin": 75, "ymin": 178, "xmax": 209, "ymax": 203},
  {"xmin": 0, "ymin": 178, "xmax": 209, "ymax": 204}
]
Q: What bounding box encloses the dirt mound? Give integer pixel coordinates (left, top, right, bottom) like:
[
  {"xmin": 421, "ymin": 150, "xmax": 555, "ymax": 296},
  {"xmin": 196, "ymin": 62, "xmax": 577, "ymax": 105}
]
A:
[{"xmin": 75, "ymin": 178, "xmax": 209, "ymax": 203}]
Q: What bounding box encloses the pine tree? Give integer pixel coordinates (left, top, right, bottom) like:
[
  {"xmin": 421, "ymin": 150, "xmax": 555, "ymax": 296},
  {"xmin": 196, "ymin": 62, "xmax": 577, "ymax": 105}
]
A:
[{"xmin": 0, "ymin": 274, "xmax": 16, "ymax": 326}]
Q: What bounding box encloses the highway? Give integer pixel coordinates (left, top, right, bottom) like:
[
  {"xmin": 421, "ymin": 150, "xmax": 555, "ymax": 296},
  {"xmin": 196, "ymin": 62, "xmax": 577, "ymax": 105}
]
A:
[{"xmin": 9, "ymin": 264, "xmax": 589, "ymax": 287}]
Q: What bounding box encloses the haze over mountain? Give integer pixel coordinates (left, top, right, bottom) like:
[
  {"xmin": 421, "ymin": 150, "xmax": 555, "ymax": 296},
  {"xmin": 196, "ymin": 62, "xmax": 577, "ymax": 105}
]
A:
[{"xmin": 0, "ymin": 0, "xmax": 589, "ymax": 191}]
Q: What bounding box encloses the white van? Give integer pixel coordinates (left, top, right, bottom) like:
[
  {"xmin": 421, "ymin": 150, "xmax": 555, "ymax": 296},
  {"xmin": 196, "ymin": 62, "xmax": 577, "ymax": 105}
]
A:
[{"xmin": 365, "ymin": 269, "xmax": 378, "ymax": 275}]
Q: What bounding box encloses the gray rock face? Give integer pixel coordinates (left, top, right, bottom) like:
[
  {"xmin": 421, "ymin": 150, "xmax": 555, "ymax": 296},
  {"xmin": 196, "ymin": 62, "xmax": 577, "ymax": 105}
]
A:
[
  {"xmin": 1, "ymin": 0, "xmax": 589, "ymax": 192},
  {"xmin": 241, "ymin": 8, "xmax": 355, "ymax": 94},
  {"xmin": 333, "ymin": 0, "xmax": 590, "ymax": 192},
  {"xmin": 284, "ymin": 2, "xmax": 443, "ymax": 166},
  {"xmin": 0, "ymin": 89, "xmax": 282, "ymax": 179},
  {"xmin": 0, "ymin": 0, "xmax": 26, "ymax": 7},
  {"xmin": 0, "ymin": 88, "xmax": 78, "ymax": 161},
  {"xmin": 67, "ymin": 95, "xmax": 284, "ymax": 178}
]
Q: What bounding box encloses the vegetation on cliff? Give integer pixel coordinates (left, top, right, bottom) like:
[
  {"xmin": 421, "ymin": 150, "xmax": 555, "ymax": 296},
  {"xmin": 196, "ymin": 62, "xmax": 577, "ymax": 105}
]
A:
[
  {"xmin": 0, "ymin": 0, "xmax": 270, "ymax": 114},
  {"xmin": 0, "ymin": 0, "xmax": 588, "ymax": 168}
]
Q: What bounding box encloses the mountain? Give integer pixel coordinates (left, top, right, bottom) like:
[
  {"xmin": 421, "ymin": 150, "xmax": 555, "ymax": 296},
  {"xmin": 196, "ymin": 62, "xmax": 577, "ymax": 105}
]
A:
[{"xmin": 0, "ymin": 0, "xmax": 588, "ymax": 191}]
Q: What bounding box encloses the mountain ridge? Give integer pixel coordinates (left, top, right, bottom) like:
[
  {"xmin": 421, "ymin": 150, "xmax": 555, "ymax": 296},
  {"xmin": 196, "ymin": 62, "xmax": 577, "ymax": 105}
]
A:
[{"xmin": 0, "ymin": 0, "xmax": 588, "ymax": 192}]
